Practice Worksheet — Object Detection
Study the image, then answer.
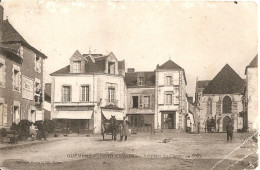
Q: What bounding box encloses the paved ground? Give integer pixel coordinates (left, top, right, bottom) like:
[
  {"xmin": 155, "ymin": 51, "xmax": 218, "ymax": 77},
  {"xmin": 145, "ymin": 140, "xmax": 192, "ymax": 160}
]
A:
[{"xmin": 0, "ymin": 131, "xmax": 258, "ymax": 170}]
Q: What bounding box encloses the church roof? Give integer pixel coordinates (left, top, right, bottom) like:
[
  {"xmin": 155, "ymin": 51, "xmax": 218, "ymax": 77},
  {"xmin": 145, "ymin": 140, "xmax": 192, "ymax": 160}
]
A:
[{"xmin": 203, "ymin": 64, "xmax": 246, "ymax": 94}]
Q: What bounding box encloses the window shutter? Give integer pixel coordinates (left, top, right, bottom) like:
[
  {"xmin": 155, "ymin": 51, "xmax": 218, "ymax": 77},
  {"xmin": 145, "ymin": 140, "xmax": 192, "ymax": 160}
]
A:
[
  {"xmin": 139, "ymin": 95, "xmax": 142, "ymax": 108},
  {"xmin": 3, "ymin": 104, "xmax": 7, "ymax": 125}
]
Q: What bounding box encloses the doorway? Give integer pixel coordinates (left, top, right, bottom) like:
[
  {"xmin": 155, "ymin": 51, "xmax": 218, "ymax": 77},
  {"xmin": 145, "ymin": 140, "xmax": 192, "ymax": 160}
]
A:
[
  {"xmin": 222, "ymin": 116, "xmax": 231, "ymax": 132},
  {"xmin": 162, "ymin": 112, "xmax": 176, "ymax": 129}
]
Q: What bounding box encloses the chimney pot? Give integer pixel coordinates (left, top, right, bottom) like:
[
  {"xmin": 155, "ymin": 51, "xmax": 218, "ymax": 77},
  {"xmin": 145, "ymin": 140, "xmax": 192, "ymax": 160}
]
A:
[{"xmin": 127, "ymin": 68, "xmax": 135, "ymax": 73}]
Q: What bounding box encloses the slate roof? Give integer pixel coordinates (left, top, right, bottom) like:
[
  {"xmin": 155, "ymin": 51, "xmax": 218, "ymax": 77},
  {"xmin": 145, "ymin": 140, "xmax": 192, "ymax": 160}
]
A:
[
  {"xmin": 157, "ymin": 60, "xmax": 183, "ymax": 70},
  {"xmin": 196, "ymin": 80, "xmax": 211, "ymax": 89},
  {"xmin": 2, "ymin": 20, "xmax": 47, "ymax": 58},
  {"xmin": 245, "ymin": 54, "xmax": 258, "ymax": 74},
  {"xmin": 125, "ymin": 71, "xmax": 155, "ymax": 87},
  {"xmin": 70, "ymin": 50, "xmax": 83, "ymax": 59},
  {"xmin": 51, "ymin": 52, "xmax": 122, "ymax": 75},
  {"xmin": 203, "ymin": 64, "xmax": 246, "ymax": 94},
  {"xmin": 157, "ymin": 60, "xmax": 187, "ymax": 85}
]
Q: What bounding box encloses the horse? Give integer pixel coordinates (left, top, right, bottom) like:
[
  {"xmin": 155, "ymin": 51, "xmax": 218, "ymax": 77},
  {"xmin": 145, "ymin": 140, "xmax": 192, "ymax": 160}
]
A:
[{"xmin": 101, "ymin": 116, "xmax": 121, "ymax": 141}]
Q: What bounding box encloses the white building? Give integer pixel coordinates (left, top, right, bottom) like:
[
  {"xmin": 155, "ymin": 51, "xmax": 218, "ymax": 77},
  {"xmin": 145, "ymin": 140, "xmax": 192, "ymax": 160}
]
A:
[
  {"xmin": 50, "ymin": 50, "xmax": 126, "ymax": 134},
  {"xmin": 154, "ymin": 60, "xmax": 188, "ymax": 130},
  {"xmin": 245, "ymin": 55, "xmax": 258, "ymax": 131}
]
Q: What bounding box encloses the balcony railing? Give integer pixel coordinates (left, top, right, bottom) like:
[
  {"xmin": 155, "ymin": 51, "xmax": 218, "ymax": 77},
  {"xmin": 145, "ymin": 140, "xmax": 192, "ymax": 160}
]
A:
[{"xmin": 105, "ymin": 99, "xmax": 118, "ymax": 106}]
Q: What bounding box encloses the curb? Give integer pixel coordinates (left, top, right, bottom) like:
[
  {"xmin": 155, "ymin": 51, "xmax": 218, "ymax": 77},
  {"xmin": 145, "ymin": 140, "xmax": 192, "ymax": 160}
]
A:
[{"xmin": 0, "ymin": 138, "xmax": 67, "ymax": 151}]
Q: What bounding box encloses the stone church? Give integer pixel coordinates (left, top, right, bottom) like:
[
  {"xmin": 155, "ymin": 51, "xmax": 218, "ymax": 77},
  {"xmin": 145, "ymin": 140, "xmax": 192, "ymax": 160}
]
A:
[{"xmin": 195, "ymin": 64, "xmax": 246, "ymax": 132}]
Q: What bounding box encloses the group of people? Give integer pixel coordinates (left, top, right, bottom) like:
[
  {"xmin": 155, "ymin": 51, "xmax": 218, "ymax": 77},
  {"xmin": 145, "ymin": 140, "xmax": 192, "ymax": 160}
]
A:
[{"xmin": 109, "ymin": 116, "xmax": 129, "ymax": 142}]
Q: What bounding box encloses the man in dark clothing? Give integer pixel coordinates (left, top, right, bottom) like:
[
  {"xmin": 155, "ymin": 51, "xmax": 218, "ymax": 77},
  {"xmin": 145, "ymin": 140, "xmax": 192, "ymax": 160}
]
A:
[{"xmin": 226, "ymin": 121, "xmax": 234, "ymax": 142}]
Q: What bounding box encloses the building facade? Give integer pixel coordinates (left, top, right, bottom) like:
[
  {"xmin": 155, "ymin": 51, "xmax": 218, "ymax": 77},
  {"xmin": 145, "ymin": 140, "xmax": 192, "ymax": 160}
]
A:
[
  {"xmin": 125, "ymin": 60, "xmax": 188, "ymax": 132},
  {"xmin": 196, "ymin": 64, "xmax": 245, "ymax": 132},
  {"xmin": 244, "ymin": 55, "xmax": 258, "ymax": 131},
  {"xmin": 50, "ymin": 50, "xmax": 126, "ymax": 134},
  {"xmin": 0, "ymin": 5, "xmax": 47, "ymax": 128},
  {"xmin": 125, "ymin": 69, "xmax": 155, "ymax": 133},
  {"xmin": 155, "ymin": 60, "xmax": 188, "ymax": 130}
]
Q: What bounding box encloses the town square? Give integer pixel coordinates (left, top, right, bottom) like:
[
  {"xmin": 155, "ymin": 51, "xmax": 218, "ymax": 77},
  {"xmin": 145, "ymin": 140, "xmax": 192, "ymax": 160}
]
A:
[{"xmin": 0, "ymin": 1, "xmax": 258, "ymax": 170}]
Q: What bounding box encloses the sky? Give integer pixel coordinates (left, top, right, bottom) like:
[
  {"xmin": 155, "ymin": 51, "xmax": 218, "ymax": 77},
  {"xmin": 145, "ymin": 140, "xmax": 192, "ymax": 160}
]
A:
[{"xmin": 1, "ymin": 0, "xmax": 258, "ymax": 97}]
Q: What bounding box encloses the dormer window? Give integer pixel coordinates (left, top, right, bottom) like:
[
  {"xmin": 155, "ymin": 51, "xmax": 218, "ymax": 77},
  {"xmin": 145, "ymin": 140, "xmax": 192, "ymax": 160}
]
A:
[
  {"xmin": 108, "ymin": 62, "xmax": 115, "ymax": 74},
  {"xmin": 138, "ymin": 76, "xmax": 144, "ymax": 86},
  {"xmin": 73, "ymin": 61, "xmax": 81, "ymax": 73}
]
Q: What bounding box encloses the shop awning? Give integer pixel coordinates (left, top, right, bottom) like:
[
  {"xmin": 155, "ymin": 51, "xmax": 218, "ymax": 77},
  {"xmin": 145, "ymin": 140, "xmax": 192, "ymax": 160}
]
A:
[
  {"xmin": 55, "ymin": 111, "xmax": 93, "ymax": 119},
  {"xmin": 102, "ymin": 111, "xmax": 124, "ymax": 120}
]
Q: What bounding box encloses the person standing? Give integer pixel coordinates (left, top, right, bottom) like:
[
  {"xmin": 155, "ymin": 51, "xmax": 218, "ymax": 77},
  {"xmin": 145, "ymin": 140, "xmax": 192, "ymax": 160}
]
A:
[
  {"xmin": 120, "ymin": 116, "xmax": 129, "ymax": 141},
  {"xmin": 226, "ymin": 120, "xmax": 234, "ymax": 142}
]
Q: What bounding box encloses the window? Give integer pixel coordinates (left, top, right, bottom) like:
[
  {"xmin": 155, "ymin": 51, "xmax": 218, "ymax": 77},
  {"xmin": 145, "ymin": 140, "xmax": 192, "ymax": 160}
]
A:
[
  {"xmin": 138, "ymin": 77, "xmax": 144, "ymax": 86},
  {"xmin": 143, "ymin": 96, "xmax": 150, "ymax": 108},
  {"xmin": 13, "ymin": 67, "xmax": 21, "ymax": 91},
  {"xmin": 166, "ymin": 76, "xmax": 172, "ymax": 86},
  {"xmin": 207, "ymin": 98, "xmax": 212, "ymax": 115},
  {"xmin": 13, "ymin": 106, "xmax": 20, "ymax": 124},
  {"xmin": 132, "ymin": 96, "xmax": 138, "ymax": 108},
  {"xmin": 81, "ymin": 86, "xmax": 89, "ymax": 102},
  {"xmin": 0, "ymin": 60, "xmax": 5, "ymax": 87},
  {"xmin": 73, "ymin": 61, "xmax": 81, "ymax": 73},
  {"xmin": 108, "ymin": 88, "xmax": 115, "ymax": 103},
  {"xmin": 223, "ymin": 96, "xmax": 232, "ymax": 113},
  {"xmin": 165, "ymin": 94, "xmax": 172, "ymax": 105},
  {"xmin": 62, "ymin": 86, "xmax": 71, "ymax": 102},
  {"xmin": 35, "ymin": 55, "xmax": 41, "ymax": 73},
  {"xmin": 108, "ymin": 62, "xmax": 115, "ymax": 74},
  {"xmin": 35, "ymin": 79, "xmax": 41, "ymax": 96}
]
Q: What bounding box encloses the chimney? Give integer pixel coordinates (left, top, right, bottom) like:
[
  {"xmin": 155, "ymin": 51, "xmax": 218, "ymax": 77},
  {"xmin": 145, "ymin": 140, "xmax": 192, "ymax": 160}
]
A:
[
  {"xmin": 127, "ymin": 68, "xmax": 135, "ymax": 73},
  {"xmin": 0, "ymin": 5, "xmax": 3, "ymax": 42}
]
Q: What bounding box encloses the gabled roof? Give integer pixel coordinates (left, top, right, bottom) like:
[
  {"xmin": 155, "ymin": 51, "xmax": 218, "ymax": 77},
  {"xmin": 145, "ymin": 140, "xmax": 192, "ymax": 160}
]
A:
[
  {"xmin": 245, "ymin": 54, "xmax": 258, "ymax": 74},
  {"xmin": 125, "ymin": 71, "xmax": 155, "ymax": 87},
  {"xmin": 51, "ymin": 52, "xmax": 122, "ymax": 76},
  {"xmin": 70, "ymin": 50, "xmax": 83, "ymax": 60},
  {"xmin": 203, "ymin": 64, "xmax": 246, "ymax": 94},
  {"xmin": 157, "ymin": 60, "xmax": 183, "ymax": 70},
  {"xmin": 2, "ymin": 20, "xmax": 47, "ymax": 58},
  {"xmin": 156, "ymin": 60, "xmax": 187, "ymax": 85}
]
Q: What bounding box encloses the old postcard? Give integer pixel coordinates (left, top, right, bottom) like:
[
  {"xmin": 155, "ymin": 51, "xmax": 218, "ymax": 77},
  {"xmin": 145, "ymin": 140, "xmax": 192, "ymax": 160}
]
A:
[{"xmin": 0, "ymin": 0, "xmax": 258, "ymax": 169}]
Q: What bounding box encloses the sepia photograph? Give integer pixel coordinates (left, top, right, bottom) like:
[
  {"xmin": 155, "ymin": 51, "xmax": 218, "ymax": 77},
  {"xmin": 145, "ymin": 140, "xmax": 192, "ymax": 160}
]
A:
[{"xmin": 0, "ymin": 0, "xmax": 258, "ymax": 169}]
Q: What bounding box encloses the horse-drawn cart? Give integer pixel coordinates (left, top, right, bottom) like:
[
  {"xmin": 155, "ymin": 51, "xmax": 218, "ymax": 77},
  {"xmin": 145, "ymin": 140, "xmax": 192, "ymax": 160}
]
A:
[{"xmin": 101, "ymin": 116, "xmax": 121, "ymax": 141}]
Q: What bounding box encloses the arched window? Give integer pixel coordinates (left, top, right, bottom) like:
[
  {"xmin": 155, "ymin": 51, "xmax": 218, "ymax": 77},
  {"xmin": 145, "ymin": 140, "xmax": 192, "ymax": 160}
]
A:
[
  {"xmin": 207, "ymin": 98, "xmax": 212, "ymax": 115},
  {"xmin": 223, "ymin": 96, "xmax": 232, "ymax": 113}
]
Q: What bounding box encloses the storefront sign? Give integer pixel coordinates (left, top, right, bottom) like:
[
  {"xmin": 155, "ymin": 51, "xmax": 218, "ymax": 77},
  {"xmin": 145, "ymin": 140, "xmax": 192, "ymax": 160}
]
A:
[
  {"xmin": 22, "ymin": 76, "xmax": 34, "ymax": 100},
  {"xmin": 56, "ymin": 106, "xmax": 94, "ymax": 111}
]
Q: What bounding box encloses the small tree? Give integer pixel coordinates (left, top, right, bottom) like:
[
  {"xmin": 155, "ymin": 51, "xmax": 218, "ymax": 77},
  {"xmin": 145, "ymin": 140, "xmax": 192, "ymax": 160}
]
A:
[
  {"xmin": 18, "ymin": 120, "xmax": 32, "ymax": 140},
  {"xmin": 0, "ymin": 128, "xmax": 7, "ymax": 137},
  {"xmin": 10, "ymin": 122, "xmax": 19, "ymax": 135},
  {"xmin": 43, "ymin": 120, "xmax": 56, "ymax": 133}
]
